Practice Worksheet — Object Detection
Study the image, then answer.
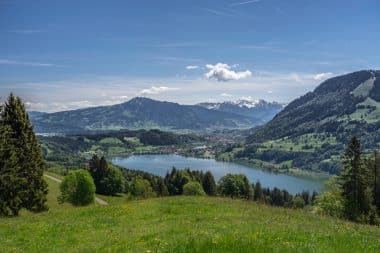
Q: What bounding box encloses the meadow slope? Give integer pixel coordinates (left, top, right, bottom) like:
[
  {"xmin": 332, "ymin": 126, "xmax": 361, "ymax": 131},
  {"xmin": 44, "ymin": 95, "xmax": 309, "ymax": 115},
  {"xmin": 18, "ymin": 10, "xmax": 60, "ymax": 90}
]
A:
[{"xmin": 0, "ymin": 176, "xmax": 380, "ymax": 253}]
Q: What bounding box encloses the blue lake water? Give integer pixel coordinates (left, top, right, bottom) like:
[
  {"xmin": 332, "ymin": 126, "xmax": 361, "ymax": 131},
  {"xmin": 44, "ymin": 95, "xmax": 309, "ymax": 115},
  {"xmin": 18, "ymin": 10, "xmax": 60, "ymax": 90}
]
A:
[{"xmin": 112, "ymin": 154, "xmax": 325, "ymax": 194}]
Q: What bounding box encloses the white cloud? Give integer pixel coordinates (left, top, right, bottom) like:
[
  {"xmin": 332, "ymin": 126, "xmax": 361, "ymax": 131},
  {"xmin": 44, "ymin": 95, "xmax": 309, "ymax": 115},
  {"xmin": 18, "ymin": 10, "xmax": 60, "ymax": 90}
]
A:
[
  {"xmin": 313, "ymin": 72, "xmax": 334, "ymax": 81},
  {"xmin": 186, "ymin": 65, "xmax": 199, "ymax": 70},
  {"xmin": 230, "ymin": 0, "xmax": 261, "ymax": 7},
  {"xmin": 140, "ymin": 86, "xmax": 179, "ymax": 95},
  {"xmin": 10, "ymin": 29, "xmax": 44, "ymax": 34},
  {"xmin": 0, "ymin": 59, "xmax": 60, "ymax": 67},
  {"xmin": 205, "ymin": 63, "xmax": 252, "ymax": 82},
  {"xmin": 220, "ymin": 93, "xmax": 232, "ymax": 97}
]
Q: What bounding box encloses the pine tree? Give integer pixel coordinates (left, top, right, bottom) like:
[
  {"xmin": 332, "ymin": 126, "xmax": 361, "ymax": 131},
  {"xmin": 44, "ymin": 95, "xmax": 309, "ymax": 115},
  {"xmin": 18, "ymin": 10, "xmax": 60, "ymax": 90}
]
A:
[
  {"xmin": 0, "ymin": 94, "xmax": 48, "ymax": 216},
  {"xmin": 339, "ymin": 137, "xmax": 371, "ymax": 221},
  {"xmin": 253, "ymin": 181, "xmax": 263, "ymax": 201},
  {"xmin": 374, "ymin": 151, "xmax": 380, "ymax": 211},
  {"xmin": 202, "ymin": 171, "xmax": 216, "ymax": 196}
]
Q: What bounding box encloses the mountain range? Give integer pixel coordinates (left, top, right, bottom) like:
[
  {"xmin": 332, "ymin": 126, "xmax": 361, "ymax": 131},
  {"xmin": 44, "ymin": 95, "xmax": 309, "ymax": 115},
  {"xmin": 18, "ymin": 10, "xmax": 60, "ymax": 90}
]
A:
[
  {"xmin": 197, "ymin": 100, "xmax": 283, "ymax": 124},
  {"xmin": 30, "ymin": 97, "xmax": 282, "ymax": 133}
]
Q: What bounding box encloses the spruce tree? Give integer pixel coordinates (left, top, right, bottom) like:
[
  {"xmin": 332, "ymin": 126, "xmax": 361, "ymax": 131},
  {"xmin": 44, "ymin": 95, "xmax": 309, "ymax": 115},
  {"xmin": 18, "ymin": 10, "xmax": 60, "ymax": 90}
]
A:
[
  {"xmin": 253, "ymin": 181, "xmax": 263, "ymax": 201},
  {"xmin": 374, "ymin": 151, "xmax": 380, "ymax": 211},
  {"xmin": 339, "ymin": 137, "xmax": 371, "ymax": 221},
  {"xmin": 202, "ymin": 171, "xmax": 216, "ymax": 196},
  {"xmin": 0, "ymin": 94, "xmax": 48, "ymax": 216}
]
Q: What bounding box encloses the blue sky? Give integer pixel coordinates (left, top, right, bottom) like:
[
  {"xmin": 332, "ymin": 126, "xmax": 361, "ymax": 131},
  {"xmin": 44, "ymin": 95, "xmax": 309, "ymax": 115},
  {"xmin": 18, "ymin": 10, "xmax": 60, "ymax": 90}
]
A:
[{"xmin": 0, "ymin": 0, "xmax": 379, "ymax": 111}]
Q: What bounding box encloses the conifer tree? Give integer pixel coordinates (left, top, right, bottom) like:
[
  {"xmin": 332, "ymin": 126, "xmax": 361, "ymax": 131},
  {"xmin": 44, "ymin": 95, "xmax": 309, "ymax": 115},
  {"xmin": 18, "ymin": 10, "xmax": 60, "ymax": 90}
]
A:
[
  {"xmin": 253, "ymin": 181, "xmax": 263, "ymax": 201},
  {"xmin": 202, "ymin": 171, "xmax": 216, "ymax": 196},
  {"xmin": 374, "ymin": 151, "xmax": 380, "ymax": 211},
  {"xmin": 339, "ymin": 137, "xmax": 371, "ymax": 221},
  {"xmin": 0, "ymin": 94, "xmax": 48, "ymax": 216}
]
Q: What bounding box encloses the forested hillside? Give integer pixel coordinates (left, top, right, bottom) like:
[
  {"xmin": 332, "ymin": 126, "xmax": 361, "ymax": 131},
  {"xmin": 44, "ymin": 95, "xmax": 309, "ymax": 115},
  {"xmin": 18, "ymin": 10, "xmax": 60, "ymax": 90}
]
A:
[{"xmin": 229, "ymin": 70, "xmax": 380, "ymax": 174}]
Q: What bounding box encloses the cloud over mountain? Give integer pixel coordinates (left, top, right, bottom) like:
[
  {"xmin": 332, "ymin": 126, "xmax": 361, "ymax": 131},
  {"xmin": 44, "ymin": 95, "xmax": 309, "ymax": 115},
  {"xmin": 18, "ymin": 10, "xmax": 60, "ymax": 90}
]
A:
[
  {"xmin": 140, "ymin": 86, "xmax": 178, "ymax": 95},
  {"xmin": 205, "ymin": 63, "xmax": 252, "ymax": 82}
]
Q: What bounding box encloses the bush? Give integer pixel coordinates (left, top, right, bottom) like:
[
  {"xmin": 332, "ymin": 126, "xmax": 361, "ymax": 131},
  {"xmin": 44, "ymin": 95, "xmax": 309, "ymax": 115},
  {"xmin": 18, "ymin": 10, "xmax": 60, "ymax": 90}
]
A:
[
  {"xmin": 218, "ymin": 174, "xmax": 251, "ymax": 199},
  {"xmin": 131, "ymin": 178, "xmax": 156, "ymax": 199},
  {"xmin": 313, "ymin": 177, "xmax": 344, "ymax": 218},
  {"xmin": 98, "ymin": 166, "xmax": 126, "ymax": 196},
  {"xmin": 313, "ymin": 190, "xmax": 344, "ymax": 218},
  {"xmin": 292, "ymin": 195, "xmax": 305, "ymax": 208},
  {"xmin": 58, "ymin": 169, "xmax": 96, "ymax": 206},
  {"xmin": 183, "ymin": 181, "xmax": 206, "ymax": 196}
]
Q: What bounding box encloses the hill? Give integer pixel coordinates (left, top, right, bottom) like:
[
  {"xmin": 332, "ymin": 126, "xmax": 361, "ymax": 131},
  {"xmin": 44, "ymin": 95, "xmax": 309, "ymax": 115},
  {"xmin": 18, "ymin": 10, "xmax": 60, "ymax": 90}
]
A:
[
  {"xmin": 1, "ymin": 177, "xmax": 379, "ymax": 253},
  {"xmin": 237, "ymin": 70, "xmax": 380, "ymax": 174},
  {"xmin": 198, "ymin": 99, "xmax": 283, "ymax": 124},
  {"xmin": 30, "ymin": 97, "xmax": 257, "ymax": 133}
]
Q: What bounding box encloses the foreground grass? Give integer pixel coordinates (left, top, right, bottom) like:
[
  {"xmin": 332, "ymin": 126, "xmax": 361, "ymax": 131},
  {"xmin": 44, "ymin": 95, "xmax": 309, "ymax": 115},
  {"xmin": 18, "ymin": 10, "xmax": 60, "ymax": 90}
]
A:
[{"xmin": 1, "ymin": 177, "xmax": 380, "ymax": 252}]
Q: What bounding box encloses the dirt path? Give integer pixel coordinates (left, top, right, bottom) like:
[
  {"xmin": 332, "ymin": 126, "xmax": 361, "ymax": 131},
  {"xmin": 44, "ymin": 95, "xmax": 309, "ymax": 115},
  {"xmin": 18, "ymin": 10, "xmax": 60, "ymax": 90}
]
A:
[{"xmin": 44, "ymin": 174, "xmax": 108, "ymax": 206}]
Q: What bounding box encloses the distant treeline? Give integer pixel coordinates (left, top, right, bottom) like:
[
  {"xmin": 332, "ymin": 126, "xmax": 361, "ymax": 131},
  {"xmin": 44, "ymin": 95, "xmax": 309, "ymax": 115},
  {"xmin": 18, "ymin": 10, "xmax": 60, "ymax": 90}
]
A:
[{"xmin": 83, "ymin": 155, "xmax": 317, "ymax": 209}]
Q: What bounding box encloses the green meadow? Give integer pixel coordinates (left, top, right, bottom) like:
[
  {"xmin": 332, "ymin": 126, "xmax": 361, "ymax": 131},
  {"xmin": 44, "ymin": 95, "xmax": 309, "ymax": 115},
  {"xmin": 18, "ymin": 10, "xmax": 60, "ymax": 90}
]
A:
[{"xmin": 0, "ymin": 175, "xmax": 380, "ymax": 253}]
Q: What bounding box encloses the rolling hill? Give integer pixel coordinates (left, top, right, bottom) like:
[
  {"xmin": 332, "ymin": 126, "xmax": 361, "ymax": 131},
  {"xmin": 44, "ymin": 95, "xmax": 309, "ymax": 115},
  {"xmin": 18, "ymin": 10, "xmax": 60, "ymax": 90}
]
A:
[
  {"xmin": 231, "ymin": 70, "xmax": 380, "ymax": 174},
  {"xmin": 30, "ymin": 97, "xmax": 258, "ymax": 133}
]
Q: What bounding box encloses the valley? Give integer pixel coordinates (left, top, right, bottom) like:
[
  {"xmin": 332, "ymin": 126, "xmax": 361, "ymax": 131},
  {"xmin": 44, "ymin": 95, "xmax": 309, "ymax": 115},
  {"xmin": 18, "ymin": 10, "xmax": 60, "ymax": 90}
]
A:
[{"xmin": 2, "ymin": 2, "xmax": 379, "ymax": 252}]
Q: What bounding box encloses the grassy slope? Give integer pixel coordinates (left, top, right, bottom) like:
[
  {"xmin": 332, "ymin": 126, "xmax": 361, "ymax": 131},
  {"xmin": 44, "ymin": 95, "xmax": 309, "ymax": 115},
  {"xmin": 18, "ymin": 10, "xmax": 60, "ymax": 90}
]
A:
[{"xmin": 1, "ymin": 178, "xmax": 380, "ymax": 252}]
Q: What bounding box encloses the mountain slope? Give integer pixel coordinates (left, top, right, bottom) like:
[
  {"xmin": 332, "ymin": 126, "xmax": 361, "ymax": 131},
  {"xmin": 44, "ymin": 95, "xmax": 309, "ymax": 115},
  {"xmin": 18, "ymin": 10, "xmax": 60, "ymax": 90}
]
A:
[
  {"xmin": 234, "ymin": 70, "xmax": 380, "ymax": 174},
  {"xmin": 248, "ymin": 70, "xmax": 380, "ymax": 143},
  {"xmin": 198, "ymin": 99, "xmax": 283, "ymax": 124},
  {"xmin": 31, "ymin": 97, "xmax": 257, "ymax": 133}
]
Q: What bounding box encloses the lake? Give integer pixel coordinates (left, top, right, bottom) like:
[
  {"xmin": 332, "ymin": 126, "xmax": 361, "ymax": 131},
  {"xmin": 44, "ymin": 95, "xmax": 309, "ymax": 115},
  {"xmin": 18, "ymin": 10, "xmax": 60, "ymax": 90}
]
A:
[{"xmin": 112, "ymin": 154, "xmax": 325, "ymax": 194}]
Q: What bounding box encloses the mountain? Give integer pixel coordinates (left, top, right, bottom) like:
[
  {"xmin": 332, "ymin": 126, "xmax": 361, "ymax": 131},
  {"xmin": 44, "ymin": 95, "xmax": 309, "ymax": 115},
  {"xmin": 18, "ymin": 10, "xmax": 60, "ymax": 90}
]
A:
[
  {"xmin": 248, "ymin": 70, "xmax": 380, "ymax": 143},
  {"xmin": 236, "ymin": 70, "xmax": 380, "ymax": 174},
  {"xmin": 198, "ymin": 99, "xmax": 283, "ymax": 123},
  {"xmin": 28, "ymin": 111, "xmax": 48, "ymax": 120},
  {"xmin": 31, "ymin": 97, "xmax": 258, "ymax": 133}
]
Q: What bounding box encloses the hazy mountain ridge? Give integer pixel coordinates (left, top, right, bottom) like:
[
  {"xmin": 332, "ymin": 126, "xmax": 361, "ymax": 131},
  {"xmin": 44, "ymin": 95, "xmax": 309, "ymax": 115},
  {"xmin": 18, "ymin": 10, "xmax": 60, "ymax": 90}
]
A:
[
  {"xmin": 30, "ymin": 97, "xmax": 261, "ymax": 133},
  {"xmin": 198, "ymin": 99, "xmax": 284, "ymax": 123}
]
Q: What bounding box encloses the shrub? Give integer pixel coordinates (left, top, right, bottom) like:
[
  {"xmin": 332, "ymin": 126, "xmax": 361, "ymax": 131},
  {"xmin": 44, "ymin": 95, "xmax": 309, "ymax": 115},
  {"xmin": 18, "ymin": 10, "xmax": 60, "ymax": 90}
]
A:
[
  {"xmin": 131, "ymin": 178, "xmax": 156, "ymax": 199},
  {"xmin": 218, "ymin": 174, "xmax": 251, "ymax": 199},
  {"xmin": 313, "ymin": 190, "xmax": 344, "ymax": 218},
  {"xmin": 58, "ymin": 169, "xmax": 96, "ymax": 206},
  {"xmin": 183, "ymin": 181, "xmax": 206, "ymax": 196},
  {"xmin": 292, "ymin": 195, "xmax": 305, "ymax": 208},
  {"xmin": 313, "ymin": 177, "xmax": 344, "ymax": 218},
  {"xmin": 97, "ymin": 166, "xmax": 126, "ymax": 196}
]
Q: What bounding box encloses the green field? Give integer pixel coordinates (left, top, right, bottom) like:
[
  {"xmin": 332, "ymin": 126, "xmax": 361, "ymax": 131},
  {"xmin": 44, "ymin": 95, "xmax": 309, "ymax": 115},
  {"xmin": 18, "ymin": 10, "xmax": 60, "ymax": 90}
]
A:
[{"xmin": 1, "ymin": 176, "xmax": 380, "ymax": 253}]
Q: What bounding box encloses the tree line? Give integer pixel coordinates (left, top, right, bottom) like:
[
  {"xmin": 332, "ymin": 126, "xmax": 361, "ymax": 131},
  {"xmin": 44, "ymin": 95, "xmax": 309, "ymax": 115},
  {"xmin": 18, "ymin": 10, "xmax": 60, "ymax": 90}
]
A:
[
  {"xmin": 314, "ymin": 136, "xmax": 380, "ymax": 225},
  {"xmin": 77, "ymin": 154, "xmax": 317, "ymax": 209}
]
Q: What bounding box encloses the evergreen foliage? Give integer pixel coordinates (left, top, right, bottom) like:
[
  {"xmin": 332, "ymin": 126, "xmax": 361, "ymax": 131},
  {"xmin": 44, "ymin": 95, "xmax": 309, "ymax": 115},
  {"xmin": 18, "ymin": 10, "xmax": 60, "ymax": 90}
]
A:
[
  {"xmin": 202, "ymin": 171, "xmax": 217, "ymax": 196},
  {"xmin": 87, "ymin": 155, "xmax": 125, "ymax": 195},
  {"xmin": 339, "ymin": 137, "xmax": 373, "ymax": 221},
  {"xmin": 0, "ymin": 94, "xmax": 48, "ymax": 216}
]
